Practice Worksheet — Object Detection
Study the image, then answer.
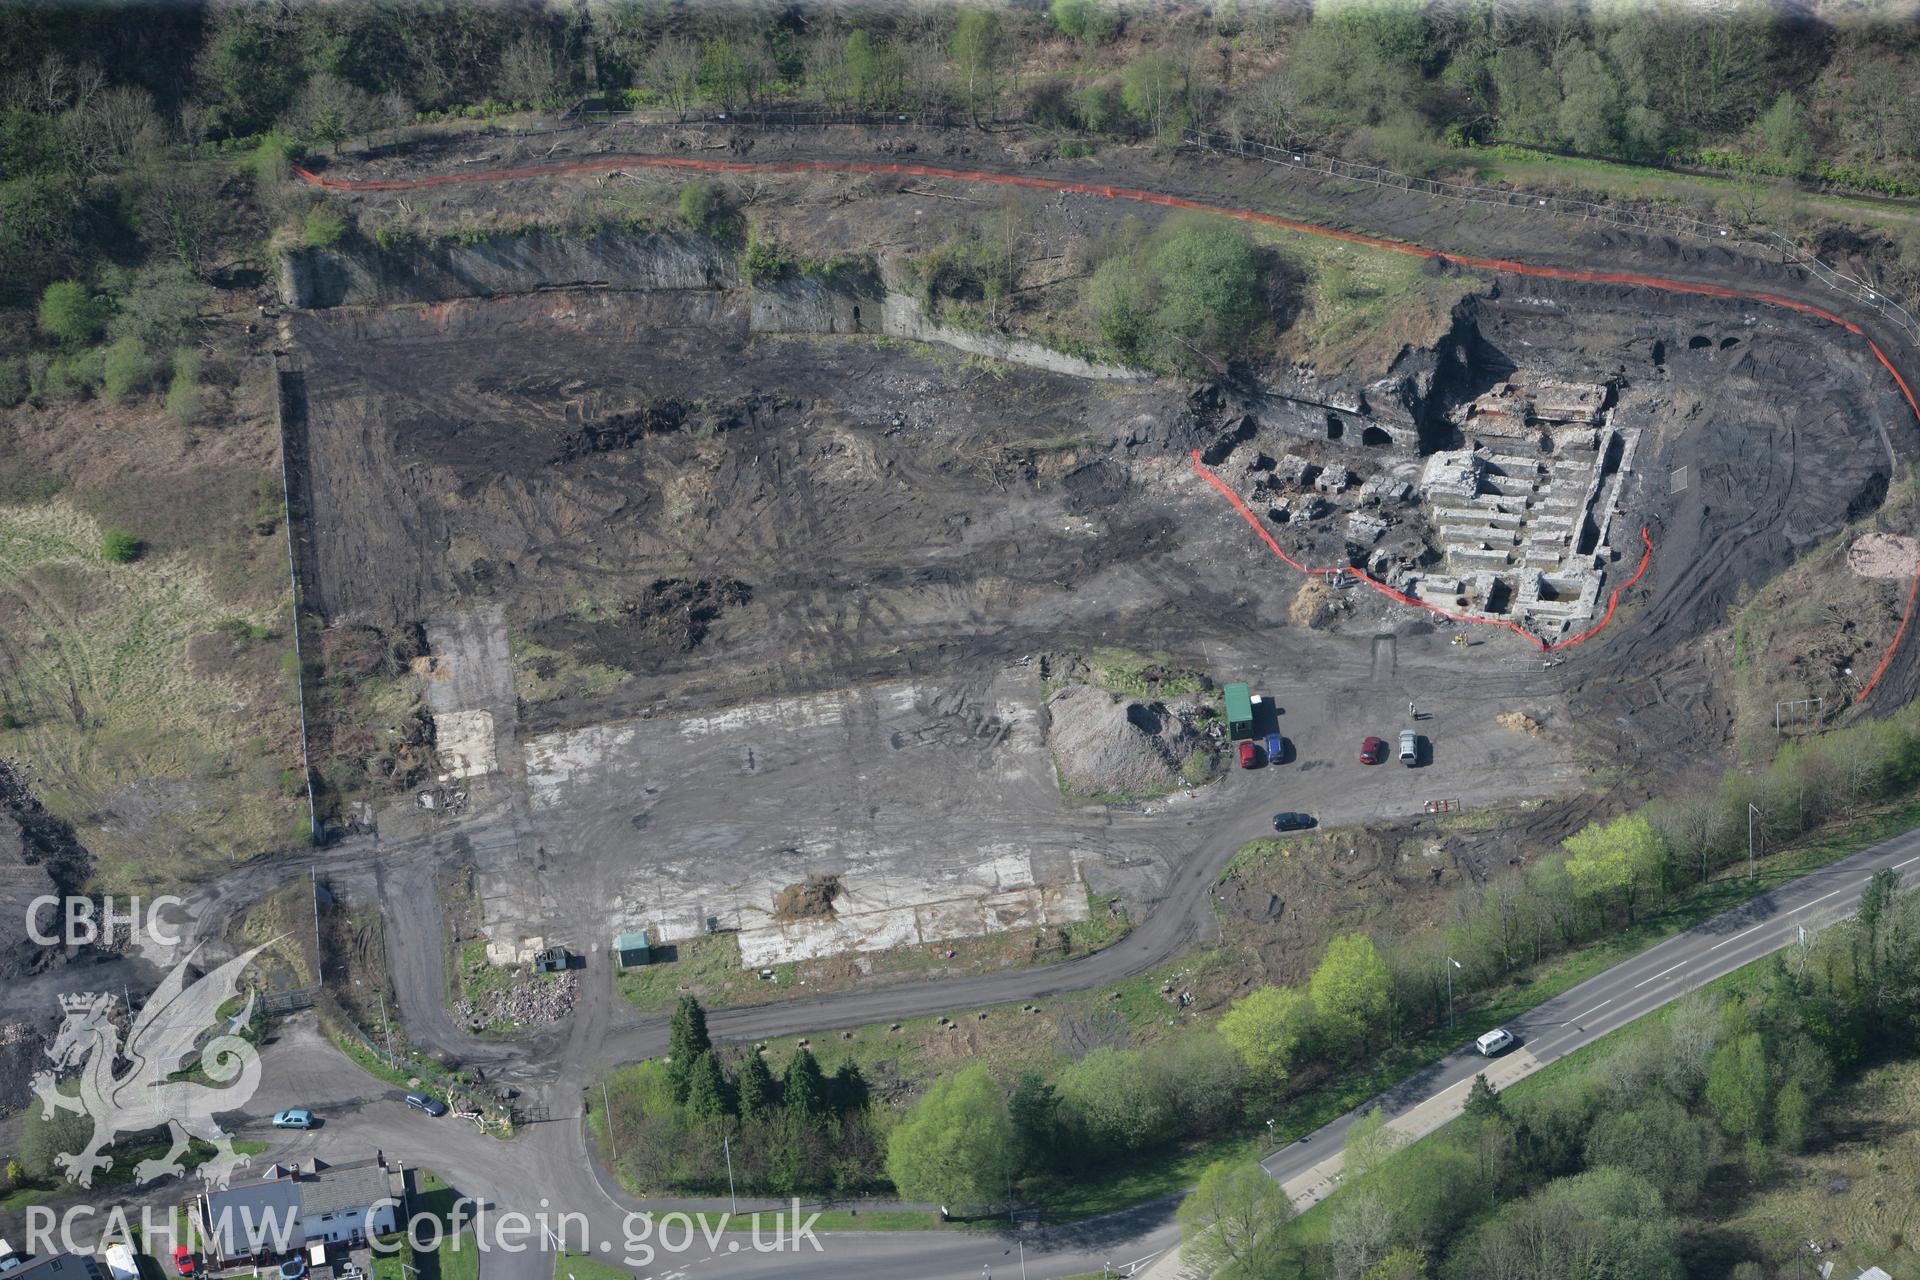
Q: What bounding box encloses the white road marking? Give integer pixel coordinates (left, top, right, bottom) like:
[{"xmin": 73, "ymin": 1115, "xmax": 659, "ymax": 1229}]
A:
[
  {"xmin": 1562, "ymin": 999, "xmax": 1611, "ymax": 1025},
  {"xmin": 1632, "ymin": 959, "xmax": 1689, "ymax": 989},
  {"xmin": 1707, "ymin": 922, "xmax": 1767, "ymax": 952},
  {"xmin": 1261, "ymin": 848, "xmax": 1920, "ymax": 1213}
]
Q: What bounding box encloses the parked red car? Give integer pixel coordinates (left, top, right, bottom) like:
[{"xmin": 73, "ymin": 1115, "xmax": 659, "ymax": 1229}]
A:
[
  {"xmin": 1359, "ymin": 736, "xmax": 1387, "ymax": 765},
  {"xmin": 173, "ymin": 1248, "xmax": 196, "ymax": 1277},
  {"xmin": 1238, "ymin": 741, "xmax": 1259, "ymax": 769}
]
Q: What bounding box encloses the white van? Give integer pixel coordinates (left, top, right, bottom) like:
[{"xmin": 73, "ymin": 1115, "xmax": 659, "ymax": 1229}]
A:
[
  {"xmin": 104, "ymin": 1244, "xmax": 140, "ymax": 1280},
  {"xmin": 1399, "ymin": 730, "xmax": 1419, "ymax": 764},
  {"xmin": 1476, "ymin": 1027, "xmax": 1516, "ymax": 1056}
]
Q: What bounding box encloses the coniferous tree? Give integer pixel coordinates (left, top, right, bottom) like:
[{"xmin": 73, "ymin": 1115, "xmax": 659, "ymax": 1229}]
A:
[{"xmin": 668, "ymin": 996, "xmax": 712, "ymax": 1103}]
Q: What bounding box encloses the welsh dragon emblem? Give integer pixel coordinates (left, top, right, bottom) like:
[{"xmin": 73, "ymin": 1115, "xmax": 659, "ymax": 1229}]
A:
[{"xmin": 32, "ymin": 943, "xmax": 268, "ymax": 1188}]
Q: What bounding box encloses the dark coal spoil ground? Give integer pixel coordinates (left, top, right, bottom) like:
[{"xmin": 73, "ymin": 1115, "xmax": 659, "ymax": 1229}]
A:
[{"xmin": 289, "ymin": 121, "xmax": 1920, "ymax": 785}]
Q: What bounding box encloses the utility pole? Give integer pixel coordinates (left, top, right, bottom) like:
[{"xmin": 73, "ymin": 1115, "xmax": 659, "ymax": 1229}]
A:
[
  {"xmin": 602, "ymin": 1080, "xmax": 617, "ymax": 1160},
  {"xmin": 377, "ymin": 991, "xmax": 394, "ymax": 1065},
  {"xmin": 1748, "ymin": 804, "xmax": 1762, "ymax": 881},
  {"xmin": 724, "ymin": 1133, "xmax": 736, "ymax": 1214},
  {"xmin": 310, "ymin": 865, "xmax": 322, "ymax": 982},
  {"xmin": 1446, "ymin": 957, "xmax": 1462, "ymax": 1029}
]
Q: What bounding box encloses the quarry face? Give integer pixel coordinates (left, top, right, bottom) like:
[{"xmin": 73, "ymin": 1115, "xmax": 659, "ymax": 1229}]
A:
[{"xmin": 280, "ymin": 210, "xmax": 1909, "ymax": 969}]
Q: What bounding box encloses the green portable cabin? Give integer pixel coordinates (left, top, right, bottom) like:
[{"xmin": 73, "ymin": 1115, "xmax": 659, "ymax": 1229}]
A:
[
  {"xmin": 1224, "ymin": 682, "xmax": 1255, "ymax": 741},
  {"xmin": 614, "ymin": 930, "xmax": 651, "ymax": 968}
]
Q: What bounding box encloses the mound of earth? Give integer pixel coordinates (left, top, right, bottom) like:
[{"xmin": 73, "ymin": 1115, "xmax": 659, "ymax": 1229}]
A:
[
  {"xmin": 1848, "ymin": 533, "xmax": 1920, "ymax": 580},
  {"xmin": 774, "ymin": 874, "xmax": 841, "ymax": 920},
  {"xmin": 530, "ymin": 577, "xmax": 752, "ymax": 671},
  {"xmin": 1048, "ymin": 684, "xmax": 1207, "ymax": 797}
]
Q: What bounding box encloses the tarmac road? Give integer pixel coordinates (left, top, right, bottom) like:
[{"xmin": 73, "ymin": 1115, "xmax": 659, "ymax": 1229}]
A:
[
  {"xmin": 1262, "ymin": 817, "xmax": 1920, "ymax": 1205},
  {"xmin": 10, "ymin": 127, "xmax": 1920, "ymax": 1280},
  {"xmin": 226, "ymin": 1017, "xmax": 1178, "ymax": 1280},
  {"xmin": 36, "ymin": 797, "xmax": 1903, "ymax": 1280}
]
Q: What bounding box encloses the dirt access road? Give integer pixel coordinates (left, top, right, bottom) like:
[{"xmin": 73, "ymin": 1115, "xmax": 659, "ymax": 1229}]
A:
[
  {"xmin": 6, "ymin": 129, "xmax": 1920, "ymax": 1280},
  {"xmin": 273, "ymin": 123, "xmax": 1920, "ymax": 1060},
  {"xmin": 294, "ymin": 122, "xmax": 1920, "ymax": 722}
]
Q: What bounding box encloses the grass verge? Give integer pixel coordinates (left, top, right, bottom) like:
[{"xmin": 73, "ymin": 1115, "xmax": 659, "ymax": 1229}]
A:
[{"xmin": 1259, "ymin": 795, "xmax": 1920, "ymax": 1147}]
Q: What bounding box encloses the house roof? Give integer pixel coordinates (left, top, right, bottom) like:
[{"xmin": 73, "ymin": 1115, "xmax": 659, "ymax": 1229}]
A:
[
  {"xmin": 297, "ymin": 1159, "xmax": 395, "ymax": 1219},
  {"xmin": 614, "ymin": 931, "xmax": 650, "ymax": 950},
  {"xmin": 4, "ymin": 1255, "xmax": 101, "ymax": 1280},
  {"xmin": 202, "ymin": 1176, "xmax": 302, "ymax": 1253},
  {"xmin": 201, "ymin": 1158, "xmax": 393, "ymax": 1255}
]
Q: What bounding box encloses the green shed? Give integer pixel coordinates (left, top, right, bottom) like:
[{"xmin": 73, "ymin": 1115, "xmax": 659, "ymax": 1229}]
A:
[
  {"xmin": 1223, "ymin": 681, "xmax": 1255, "ymax": 741},
  {"xmin": 614, "ymin": 930, "xmax": 651, "ymax": 967}
]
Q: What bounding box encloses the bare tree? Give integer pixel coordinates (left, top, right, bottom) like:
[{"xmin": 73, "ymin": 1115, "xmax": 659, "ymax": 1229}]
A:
[
  {"xmin": 175, "ymin": 102, "xmax": 212, "ymax": 156},
  {"xmin": 286, "ymin": 72, "xmax": 375, "ymax": 154},
  {"xmin": 29, "ymin": 54, "xmax": 72, "ymax": 111},
  {"xmin": 903, "ymin": 31, "xmax": 953, "ymax": 117},
  {"xmin": 135, "ymin": 165, "xmax": 229, "ymax": 271},
  {"xmin": 1648, "ymin": 794, "xmax": 1724, "ymax": 884},
  {"xmin": 1661, "ymin": 992, "xmax": 1722, "ymax": 1100},
  {"xmin": 803, "ymin": 32, "xmax": 850, "ymax": 112},
  {"xmin": 736, "ymin": 41, "xmax": 777, "ymax": 111},
  {"xmin": 78, "ymin": 85, "xmax": 164, "ymax": 164},
  {"xmin": 377, "ymin": 90, "xmax": 415, "ymax": 133},
  {"xmin": 641, "ymin": 37, "xmax": 701, "ymax": 114},
  {"xmin": 71, "ymin": 61, "xmax": 105, "ymax": 110},
  {"xmin": 1236, "ymin": 68, "xmax": 1312, "ymax": 147},
  {"xmin": 497, "ymin": 32, "xmax": 561, "ymax": 107},
  {"xmin": 1328, "ymin": 1187, "xmax": 1396, "ymax": 1280}
]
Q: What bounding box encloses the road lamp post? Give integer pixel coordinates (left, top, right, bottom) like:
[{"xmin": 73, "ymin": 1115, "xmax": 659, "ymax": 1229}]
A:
[
  {"xmin": 1446, "ymin": 956, "xmax": 1462, "ymax": 1029},
  {"xmin": 723, "ymin": 1133, "xmax": 737, "ymax": 1213},
  {"xmin": 1748, "ymin": 804, "xmax": 1761, "ymax": 881},
  {"xmin": 376, "ymin": 990, "xmax": 394, "ymax": 1065}
]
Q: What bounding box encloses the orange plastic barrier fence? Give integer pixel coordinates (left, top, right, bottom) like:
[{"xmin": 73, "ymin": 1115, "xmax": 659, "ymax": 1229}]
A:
[
  {"xmin": 294, "ymin": 153, "xmax": 1920, "ymax": 693},
  {"xmin": 1189, "ymin": 451, "xmax": 1652, "ymax": 654}
]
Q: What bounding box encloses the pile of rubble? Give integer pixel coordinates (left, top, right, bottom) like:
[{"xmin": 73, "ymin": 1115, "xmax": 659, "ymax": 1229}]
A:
[
  {"xmin": 1214, "ymin": 365, "xmax": 1639, "ymax": 642},
  {"xmin": 1048, "ymin": 684, "xmax": 1212, "ymax": 797},
  {"xmin": 454, "ymin": 970, "xmax": 577, "ymax": 1033},
  {"xmin": 1408, "ymin": 372, "xmax": 1636, "ymax": 636}
]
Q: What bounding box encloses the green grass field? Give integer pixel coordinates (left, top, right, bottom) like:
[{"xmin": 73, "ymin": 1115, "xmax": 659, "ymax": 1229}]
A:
[
  {"xmin": 0, "ymin": 497, "xmax": 299, "ymax": 886},
  {"xmin": 1444, "ymin": 142, "xmax": 1920, "ymax": 238}
]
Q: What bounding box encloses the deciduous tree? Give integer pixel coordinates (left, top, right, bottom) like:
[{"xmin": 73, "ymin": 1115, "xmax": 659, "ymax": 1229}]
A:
[
  {"xmin": 1704, "ymin": 1031, "xmax": 1769, "ymax": 1138},
  {"xmin": 1177, "ymin": 1159, "xmax": 1292, "ymax": 1276},
  {"xmin": 884, "ymin": 1064, "xmax": 1011, "ymax": 1215},
  {"xmin": 949, "ymin": 8, "xmax": 998, "ymax": 125},
  {"xmin": 1311, "ymin": 933, "xmax": 1393, "ymax": 1054},
  {"xmin": 1218, "ymin": 984, "xmax": 1314, "ymax": 1083},
  {"xmin": 37, "ymin": 279, "xmax": 106, "ymax": 345},
  {"xmin": 1562, "ymin": 813, "xmax": 1665, "ymax": 924}
]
